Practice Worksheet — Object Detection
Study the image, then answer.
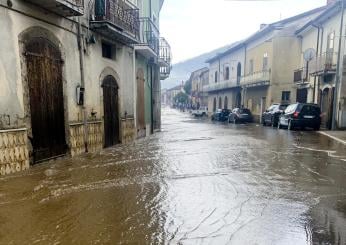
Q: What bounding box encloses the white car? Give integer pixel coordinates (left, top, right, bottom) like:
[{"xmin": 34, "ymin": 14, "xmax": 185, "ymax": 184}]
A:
[{"xmin": 192, "ymin": 107, "xmax": 208, "ymax": 117}]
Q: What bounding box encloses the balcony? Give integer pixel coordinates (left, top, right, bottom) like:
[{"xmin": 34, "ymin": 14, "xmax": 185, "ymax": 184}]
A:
[
  {"xmin": 309, "ymin": 52, "xmax": 337, "ymax": 76},
  {"xmin": 25, "ymin": 0, "xmax": 84, "ymax": 16},
  {"xmin": 159, "ymin": 38, "xmax": 172, "ymax": 80},
  {"xmin": 240, "ymin": 70, "xmax": 271, "ymax": 88},
  {"xmin": 90, "ymin": 0, "xmax": 140, "ymax": 44},
  {"xmin": 293, "ymin": 67, "xmax": 308, "ymax": 83},
  {"xmin": 136, "ymin": 18, "xmax": 159, "ymax": 58},
  {"xmin": 203, "ymin": 79, "xmax": 239, "ymax": 93}
]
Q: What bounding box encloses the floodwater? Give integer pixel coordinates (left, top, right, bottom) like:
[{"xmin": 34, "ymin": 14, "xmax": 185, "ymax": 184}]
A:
[{"xmin": 1, "ymin": 108, "xmax": 346, "ymax": 245}]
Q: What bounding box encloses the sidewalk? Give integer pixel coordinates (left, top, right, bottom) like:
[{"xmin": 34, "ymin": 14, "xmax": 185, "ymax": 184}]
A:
[{"xmin": 318, "ymin": 130, "xmax": 346, "ymax": 145}]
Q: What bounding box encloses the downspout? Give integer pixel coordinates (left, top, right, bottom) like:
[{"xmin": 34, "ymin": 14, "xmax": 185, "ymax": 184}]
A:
[
  {"xmin": 77, "ymin": 17, "xmax": 88, "ymax": 152},
  {"xmin": 243, "ymin": 44, "xmax": 247, "ymax": 107},
  {"xmin": 312, "ymin": 24, "xmax": 321, "ymax": 103}
]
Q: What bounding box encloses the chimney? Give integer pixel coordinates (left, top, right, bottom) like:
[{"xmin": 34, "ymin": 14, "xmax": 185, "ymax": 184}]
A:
[
  {"xmin": 327, "ymin": 0, "xmax": 337, "ymax": 5},
  {"xmin": 260, "ymin": 24, "xmax": 267, "ymax": 30}
]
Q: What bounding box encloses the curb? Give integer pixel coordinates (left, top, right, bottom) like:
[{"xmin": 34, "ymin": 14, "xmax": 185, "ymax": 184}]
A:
[{"xmin": 318, "ymin": 131, "xmax": 346, "ymax": 145}]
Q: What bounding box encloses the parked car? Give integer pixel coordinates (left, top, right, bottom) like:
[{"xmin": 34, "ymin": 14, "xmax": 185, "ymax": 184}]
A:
[
  {"xmin": 278, "ymin": 103, "xmax": 321, "ymax": 130},
  {"xmin": 262, "ymin": 103, "xmax": 289, "ymax": 127},
  {"xmin": 192, "ymin": 107, "xmax": 208, "ymax": 117},
  {"xmin": 211, "ymin": 109, "xmax": 231, "ymax": 122},
  {"xmin": 228, "ymin": 108, "xmax": 253, "ymax": 124}
]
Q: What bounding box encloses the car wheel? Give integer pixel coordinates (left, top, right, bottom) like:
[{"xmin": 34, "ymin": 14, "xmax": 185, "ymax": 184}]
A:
[
  {"xmin": 234, "ymin": 118, "xmax": 237, "ymax": 124},
  {"xmin": 277, "ymin": 121, "xmax": 282, "ymax": 129},
  {"xmin": 262, "ymin": 119, "xmax": 266, "ymax": 126},
  {"xmin": 288, "ymin": 120, "xmax": 294, "ymax": 130},
  {"xmin": 314, "ymin": 125, "xmax": 320, "ymax": 131}
]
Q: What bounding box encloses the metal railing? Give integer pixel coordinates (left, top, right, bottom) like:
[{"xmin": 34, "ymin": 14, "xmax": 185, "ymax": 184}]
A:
[
  {"xmin": 309, "ymin": 51, "xmax": 337, "ymax": 75},
  {"xmin": 93, "ymin": 0, "xmax": 139, "ymax": 37},
  {"xmin": 159, "ymin": 37, "xmax": 172, "ymax": 66},
  {"xmin": 138, "ymin": 17, "xmax": 159, "ymax": 54},
  {"xmin": 203, "ymin": 79, "xmax": 238, "ymax": 92},
  {"xmin": 293, "ymin": 67, "xmax": 308, "ymax": 83},
  {"xmin": 240, "ymin": 69, "xmax": 271, "ymax": 85},
  {"xmin": 61, "ymin": 0, "xmax": 84, "ymax": 7}
]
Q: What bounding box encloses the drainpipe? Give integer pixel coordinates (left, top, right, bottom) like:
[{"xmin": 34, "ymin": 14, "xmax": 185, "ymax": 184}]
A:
[
  {"xmin": 312, "ymin": 24, "xmax": 321, "ymax": 103},
  {"xmin": 332, "ymin": 0, "xmax": 345, "ymax": 130},
  {"xmin": 77, "ymin": 17, "xmax": 88, "ymax": 152}
]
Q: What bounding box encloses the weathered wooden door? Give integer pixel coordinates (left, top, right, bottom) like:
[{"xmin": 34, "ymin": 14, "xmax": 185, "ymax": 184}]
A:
[
  {"xmin": 26, "ymin": 37, "xmax": 66, "ymax": 163},
  {"xmin": 102, "ymin": 75, "xmax": 119, "ymax": 147},
  {"xmin": 136, "ymin": 69, "xmax": 145, "ymax": 137}
]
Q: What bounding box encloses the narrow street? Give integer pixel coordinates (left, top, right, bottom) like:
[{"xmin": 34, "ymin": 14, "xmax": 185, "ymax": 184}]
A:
[{"xmin": 1, "ymin": 108, "xmax": 346, "ymax": 244}]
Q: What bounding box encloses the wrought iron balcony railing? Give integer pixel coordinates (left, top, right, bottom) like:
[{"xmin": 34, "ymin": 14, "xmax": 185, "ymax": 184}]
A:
[
  {"xmin": 91, "ymin": 0, "xmax": 140, "ymax": 43},
  {"xmin": 159, "ymin": 37, "xmax": 172, "ymax": 80},
  {"xmin": 25, "ymin": 0, "xmax": 84, "ymax": 16},
  {"xmin": 309, "ymin": 51, "xmax": 337, "ymax": 75},
  {"xmin": 293, "ymin": 68, "xmax": 308, "ymax": 83},
  {"xmin": 240, "ymin": 70, "xmax": 271, "ymax": 87},
  {"xmin": 203, "ymin": 79, "xmax": 239, "ymax": 92},
  {"xmin": 137, "ymin": 17, "xmax": 160, "ymax": 55}
]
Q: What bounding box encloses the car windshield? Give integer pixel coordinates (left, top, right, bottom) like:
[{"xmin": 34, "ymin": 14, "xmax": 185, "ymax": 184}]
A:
[
  {"xmin": 239, "ymin": 109, "xmax": 251, "ymax": 114},
  {"xmin": 268, "ymin": 105, "xmax": 278, "ymax": 111},
  {"xmin": 285, "ymin": 104, "xmax": 298, "ymax": 114},
  {"xmin": 279, "ymin": 104, "xmax": 288, "ymax": 110},
  {"xmin": 300, "ymin": 105, "xmax": 321, "ymax": 115}
]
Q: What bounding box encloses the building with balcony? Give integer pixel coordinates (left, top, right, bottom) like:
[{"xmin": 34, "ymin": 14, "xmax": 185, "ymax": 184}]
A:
[
  {"xmin": 296, "ymin": 0, "xmax": 346, "ymax": 129},
  {"xmin": 0, "ymin": 0, "xmax": 170, "ymax": 175},
  {"xmin": 205, "ymin": 42, "xmax": 245, "ymax": 114},
  {"xmin": 188, "ymin": 67, "xmax": 209, "ymax": 109},
  {"xmin": 134, "ymin": 0, "xmax": 171, "ymax": 137}
]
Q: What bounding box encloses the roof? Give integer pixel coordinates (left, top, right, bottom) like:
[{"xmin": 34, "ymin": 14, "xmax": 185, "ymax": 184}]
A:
[
  {"xmin": 296, "ymin": 1, "xmax": 341, "ymax": 35},
  {"xmin": 206, "ymin": 5, "xmax": 327, "ymax": 64},
  {"xmin": 189, "ymin": 67, "xmax": 209, "ymax": 80}
]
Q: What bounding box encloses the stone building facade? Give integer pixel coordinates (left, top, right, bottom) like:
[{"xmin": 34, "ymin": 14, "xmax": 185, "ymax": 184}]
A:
[{"xmin": 0, "ymin": 0, "xmax": 171, "ymax": 175}]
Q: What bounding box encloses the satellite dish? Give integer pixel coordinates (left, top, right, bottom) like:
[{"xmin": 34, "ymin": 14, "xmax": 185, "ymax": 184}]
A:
[{"xmin": 304, "ymin": 48, "xmax": 316, "ymax": 62}]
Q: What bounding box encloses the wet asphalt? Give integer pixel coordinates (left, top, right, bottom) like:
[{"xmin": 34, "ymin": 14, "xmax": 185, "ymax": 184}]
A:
[{"xmin": 0, "ymin": 107, "xmax": 346, "ymax": 245}]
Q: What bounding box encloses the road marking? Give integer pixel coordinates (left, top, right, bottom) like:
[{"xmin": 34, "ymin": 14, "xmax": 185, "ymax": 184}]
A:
[{"xmin": 318, "ymin": 131, "xmax": 346, "ymax": 145}]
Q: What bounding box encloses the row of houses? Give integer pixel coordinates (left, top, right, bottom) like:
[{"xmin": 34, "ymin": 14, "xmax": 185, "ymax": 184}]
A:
[
  {"xmin": 0, "ymin": 0, "xmax": 172, "ymax": 175},
  {"xmin": 185, "ymin": 0, "xmax": 346, "ymax": 130}
]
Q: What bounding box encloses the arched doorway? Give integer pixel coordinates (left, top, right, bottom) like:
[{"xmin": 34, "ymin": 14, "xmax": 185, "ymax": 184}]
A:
[
  {"xmin": 237, "ymin": 63, "xmax": 242, "ymax": 85},
  {"xmin": 235, "ymin": 92, "xmax": 242, "ymax": 108},
  {"xmin": 26, "ymin": 37, "xmax": 66, "ymax": 163},
  {"xmin": 218, "ymin": 97, "xmax": 222, "ymax": 109},
  {"xmin": 102, "ymin": 75, "xmax": 120, "ymax": 147},
  {"xmin": 224, "ymin": 96, "xmax": 228, "ymax": 109},
  {"xmin": 136, "ymin": 68, "xmax": 145, "ymax": 137},
  {"xmin": 321, "ymin": 87, "xmax": 334, "ymax": 129},
  {"xmin": 213, "ymin": 98, "xmax": 217, "ymax": 112}
]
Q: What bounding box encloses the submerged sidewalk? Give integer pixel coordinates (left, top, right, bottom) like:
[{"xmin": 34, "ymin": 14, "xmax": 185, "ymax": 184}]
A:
[{"xmin": 318, "ymin": 130, "xmax": 346, "ymax": 145}]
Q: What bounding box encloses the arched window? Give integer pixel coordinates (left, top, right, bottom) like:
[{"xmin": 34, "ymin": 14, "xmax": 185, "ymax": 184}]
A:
[
  {"xmin": 213, "ymin": 98, "xmax": 217, "ymax": 112},
  {"xmin": 215, "ymin": 71, "xmax": 218, "ymax": 83},
  {"xmin": 225, "ymin": 67, "xmax": 230, "ymax": 80},
  {"xmin": 218, "ymin": 97, "xmax": 222, "ymax": 109},
  {"xmin": 224, "ymin": 96, "xmax": 228, "ymax": 109}
]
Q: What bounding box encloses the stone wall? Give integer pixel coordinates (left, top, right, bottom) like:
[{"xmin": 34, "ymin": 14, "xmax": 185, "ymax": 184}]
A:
[
  {"xmin": 0, "ymin": 129, "xmax": 29, "ymax": 175},
  {"xmin": 69, "ymin": 121, "xmax": 104, "ymax": 157},
  {"xmin": 121, "ymin": 118, "xmax": 135, "ymax": 144}
]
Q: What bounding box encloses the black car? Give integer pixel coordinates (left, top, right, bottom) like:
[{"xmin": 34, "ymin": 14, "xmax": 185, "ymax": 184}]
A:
[
  {"xmin": 211, "ymin": 109, "xmax": 231, "ymax": 122},
  {"xmin": 278, "ymin": 103, "xmax": 321, "ymax": 130},
  {"xmin": 228, "ymin": 108, "xmax": 253, "ymax": 123},
  {"xmin": 262, "ymin": 103, "xmax": 289, "ymax": 127}
]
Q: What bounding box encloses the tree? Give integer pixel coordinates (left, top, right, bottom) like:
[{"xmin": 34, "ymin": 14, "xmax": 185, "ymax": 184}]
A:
[
  {"xmin": 174, "ymin": 92, "xmax": 189, "ymax": 104},
  {"xmin": 184, "ymin": 80, "xmax": 192, "ymax": 95}
]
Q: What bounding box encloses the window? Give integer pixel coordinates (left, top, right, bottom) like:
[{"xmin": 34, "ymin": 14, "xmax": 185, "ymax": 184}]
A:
[
  {"xmin": 249, "ymin": 59, "xmax": 254, "ymax": 74},
  {"xmin": 281, "ymin": 91, "xmax": 291, "ymax": 102},
  {"xmin": 327, "ymin": 32, "xmax": 335, "ymax": 50},
  {"xmin": 263, "ymin": 53, "xmax": 268, "ymax": 70},
  {"xmin": 102, "ymin": 42, "xmax": 116, "ymax": 60},
  {"xmin": 215, "ymin": 71, "xmax": 218, "ymax": 83},
  {"xmin": 224, "ymin": 67, "xmax": 230, "ymax": 80}
]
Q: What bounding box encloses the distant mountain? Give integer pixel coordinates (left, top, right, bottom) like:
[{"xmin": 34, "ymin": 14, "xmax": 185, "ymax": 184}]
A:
[{"xmin": 161, "ymin": 44, "xmax": 235, "ymax": 89}]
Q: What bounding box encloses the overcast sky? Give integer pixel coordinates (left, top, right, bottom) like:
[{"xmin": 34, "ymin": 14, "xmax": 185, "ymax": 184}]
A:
[{"xmin": 160, "ymin": 0, "xmax": 327, "ymax": 64}]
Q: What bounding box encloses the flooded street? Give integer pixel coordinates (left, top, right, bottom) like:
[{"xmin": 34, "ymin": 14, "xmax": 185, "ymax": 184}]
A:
[{"xmin": 1, "ymin": 108, "xmax": 346, "ymax": 245}]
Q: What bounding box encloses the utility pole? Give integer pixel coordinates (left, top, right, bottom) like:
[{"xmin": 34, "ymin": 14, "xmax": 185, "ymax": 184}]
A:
[{"xmin": 332, "ymin": 0, "xmax": 345, "ymax": 130}]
